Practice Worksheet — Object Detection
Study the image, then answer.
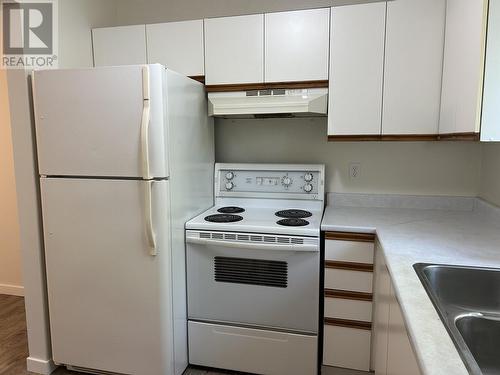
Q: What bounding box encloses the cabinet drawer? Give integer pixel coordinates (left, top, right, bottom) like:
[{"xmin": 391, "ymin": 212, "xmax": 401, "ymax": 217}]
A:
[
  {"xmin": 324, "ymin": 296, "xmax": 373, "ymax": 322},
  {"xmin": 325, "ymin": 268, "xmax": 373, "ymax": 293},
  {"xmin": 325, "ymin": 239, "xmax": 375, "ymax": 264},
  {"xmin": 323, "ymin": 323, "xmax": 371, "ymax": 371}
]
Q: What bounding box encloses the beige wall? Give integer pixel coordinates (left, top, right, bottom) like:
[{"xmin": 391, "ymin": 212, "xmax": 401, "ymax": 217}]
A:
[
  {"xmin": 215, "ymin": 118, "xmax": 482, "ymax": 196},
  {"xmin": 114, "ymin": 0, "xmax": 379, "ymax": 25},
  {"xmin": 0, "ymin": 70, "xmax": 23, "ymax": 295},
  {"xmin": 59, "ymin": 0, "xmax": 118, "ymax": 68},
  {"xmin": 480, "ymin": 144, "xmax": 500, "ymax": 206}
]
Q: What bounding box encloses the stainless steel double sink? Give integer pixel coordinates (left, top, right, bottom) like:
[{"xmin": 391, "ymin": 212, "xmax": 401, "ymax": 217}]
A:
[{"xmin": 414, "ymin": 263, "xmax": 500, "ymax": 375}]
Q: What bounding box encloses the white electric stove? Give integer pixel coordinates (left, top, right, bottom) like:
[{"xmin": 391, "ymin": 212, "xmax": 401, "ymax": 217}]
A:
[{"xmin": 185, "ymin": 163, "xmax": 325, "ymax": 375}]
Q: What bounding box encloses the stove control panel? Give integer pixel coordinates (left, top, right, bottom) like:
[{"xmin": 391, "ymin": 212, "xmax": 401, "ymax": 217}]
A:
[{"xmin": 215, "ymin": 164, "xmax": 325, "ymax": 200}]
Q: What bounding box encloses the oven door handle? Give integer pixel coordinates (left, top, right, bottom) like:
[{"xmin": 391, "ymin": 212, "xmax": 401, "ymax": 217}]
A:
[{"xmin": 186, "ymin": 237, "xmax": 318, "ymax": 252}]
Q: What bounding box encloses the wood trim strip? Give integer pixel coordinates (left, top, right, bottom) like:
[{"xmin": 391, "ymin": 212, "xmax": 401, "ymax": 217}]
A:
[
  {"xmin": 324, "ymin": 317, "xmax": 372, "ymax": 330},
  {"xmin": 189, "ymin": 75, "xmax": 205, "ymax": 84},
  {"xmin": 325, "ymin": 260, "xmax": 374, "ymax": 272},
  {"xmin": 328, "ymin": 132, "xmax": 481, "ymax": 142},
  {"xmin": 325, "ymin": 231, "xmax": 375, "ymax": 243},
  {"xmin": 205, "ymin": 80, "xmax": 329, "ymax": 92},
  {"xmin": 438, "ymin": 132, "xmax": 480, "ymax": 141},
  {"xmin": 325, "ymin": 289, "xmax": 373, "ymax": 302},
  {"xmin": 327, "ymin": 134, "xmax": 383, "ymax": 142}
]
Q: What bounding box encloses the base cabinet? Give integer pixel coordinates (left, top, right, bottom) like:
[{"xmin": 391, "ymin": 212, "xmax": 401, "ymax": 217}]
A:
[
  {"xmin": 373, "ymin": 246, "xmax": 422, "ymax": 375},
  {"xmin": 322, "ymin": 232, "xmax": 375, "ymax": 372}
]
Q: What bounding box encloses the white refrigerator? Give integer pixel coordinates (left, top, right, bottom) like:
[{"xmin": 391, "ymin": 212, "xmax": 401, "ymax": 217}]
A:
[{"xmin": 32, "ymin": 64, "xmax": 214, "ymax": 375}]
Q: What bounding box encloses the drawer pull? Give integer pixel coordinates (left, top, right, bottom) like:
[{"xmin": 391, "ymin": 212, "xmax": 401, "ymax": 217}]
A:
[
  {"xmin": 325, "ymin": 231, "xmax": 375, "ymax": 243},
  {"xmin": 324, "ymin": 317, "xmax": 372, "ymax": 330},
  {"xmin": 325, "ymin": 260, "xmax": 374, "ymax": 272},
  {"xmin": 325, "ymin": 289, "xmax": 372, "ymax": 302}
]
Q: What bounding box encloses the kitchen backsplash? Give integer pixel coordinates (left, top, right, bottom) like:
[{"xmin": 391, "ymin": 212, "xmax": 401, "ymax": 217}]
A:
[{"xmin": 215, "ymin": 117, "xmax": 482, "ymax": 197}]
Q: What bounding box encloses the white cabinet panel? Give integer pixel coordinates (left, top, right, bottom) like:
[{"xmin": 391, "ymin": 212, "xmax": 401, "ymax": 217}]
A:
[
  {"xmin": 92, "ymin": 25, "xmax": 147, "ymax": 67},
  {"xmin": 481, "ymin": 0, "xmax": 500, "ymax": 141},
  {"xmin": 328, "ymin": 3, "xmax": 386, "ymax": 136},
  {"xmin": 323, "ymin": 325, "xmax": 372, "ymax": 371},
  {"xmin": 382, "ymin": 0, "xmax": 445, "ymax": 135},
  {"xmin": 324, "ymin": 297, "xmax": 373, "ymax": 322},
  {"xmin": 373, "ymin": 247, "xmax": 391, "ymax": 375},
  {"xmin": 265, "ymin": 8, "xmax": 330, "ymax": 82},
  {"xmin": 325, "ymin": 268, "xmax": 373, "ymax": 293},
  {"xmin": 325, "ymin": 239, "xmax": 375, "ymax": 264},
  {"xmin": 204, "ymin": 15, "xmax": 264, "ymax": 85},
  {"xmin": 440, "ymin": 0, "xmax": 487, "ymax": 136},
  {"xmin": 386, "ymin": 282, "xmax": 422, "ymax": 375},
  {"xmin": 146, "ymin": 20, "xmax": 204, "ymax": 76}
]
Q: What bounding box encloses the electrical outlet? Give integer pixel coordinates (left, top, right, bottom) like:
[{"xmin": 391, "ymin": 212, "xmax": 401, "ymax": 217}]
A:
[{"xmin": 349, "ymin": 163, "xmax": 361, "ymax": 179}]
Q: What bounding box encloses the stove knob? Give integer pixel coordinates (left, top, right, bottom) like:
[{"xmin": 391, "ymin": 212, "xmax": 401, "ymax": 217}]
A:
[
  {"xmin": 304, "ymin": 184, "xmax": 313, "ymax": 193},
  {"xmin": 225, "ymin": 171, "xmax": 234, "ymax": 180},
  {"xmin": 225, "ymin": 181, "xmax": 234, "ymax": 191},
  {"xmin": 304, "ymin": 173, "xmax": 314, "ymax": 182},
  {"xmin": 282, "ymin": 176, "xmax": 292, "ymax": 187}
]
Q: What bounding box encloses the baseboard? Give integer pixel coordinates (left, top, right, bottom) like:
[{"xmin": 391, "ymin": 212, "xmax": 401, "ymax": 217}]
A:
[
  {"xmin": 27, "ymin": 357, "xmax": 57, "ymax": 374},
  {"xmin": 0, "ymin": 283, "xmax": 24, "ymax": 296}
]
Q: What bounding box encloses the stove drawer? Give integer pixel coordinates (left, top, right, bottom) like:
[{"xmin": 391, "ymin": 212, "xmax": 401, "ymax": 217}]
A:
[{"xmin": 189, "ymin": 321, "xmax": 318, "ymax": 375}]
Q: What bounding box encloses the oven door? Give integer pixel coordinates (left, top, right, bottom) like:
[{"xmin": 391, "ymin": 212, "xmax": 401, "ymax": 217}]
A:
[{"xmin": 186, "ymin": 230, "xmax": 320, "ymax": 333}]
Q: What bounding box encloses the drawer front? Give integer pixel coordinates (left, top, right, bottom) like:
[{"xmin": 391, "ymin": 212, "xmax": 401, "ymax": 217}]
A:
[
  {"xmin": 325, "ymin": 239, "xmax": 374, "ymax": 264},
  {"xmin": 323, "ymin": 324, "xmax": 371, "ymax": 371},
  {"xmin": 189, "ymin": 321, "xmax": 317, "ymax": 375},
  {"xmin": 324, "ymin": 268, "xmax": 373, "ymax": 293},
  {"xmin": 324, "ymin": 297, "xmax": 373, "ymax": 322}
]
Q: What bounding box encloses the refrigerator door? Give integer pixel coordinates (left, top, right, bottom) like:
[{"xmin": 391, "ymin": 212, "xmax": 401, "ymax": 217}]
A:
[
  {"xmin": 33, "ymin": 64, "xmax": 168, "ymax": 178},
  {"xmin": 40, "ymin": 178, "xmax": 174, "ymax": 375}
]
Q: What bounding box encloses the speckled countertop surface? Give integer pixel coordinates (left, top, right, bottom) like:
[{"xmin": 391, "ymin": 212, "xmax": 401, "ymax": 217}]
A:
[{"xmin": 321, "ymin": 196, "xmax": 500, "ymax": 375}]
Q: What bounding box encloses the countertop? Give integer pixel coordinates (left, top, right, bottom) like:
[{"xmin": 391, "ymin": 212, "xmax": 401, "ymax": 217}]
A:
[{"xmin": 321, "ymin": 194, "xmax": 500, "ymax": 375}]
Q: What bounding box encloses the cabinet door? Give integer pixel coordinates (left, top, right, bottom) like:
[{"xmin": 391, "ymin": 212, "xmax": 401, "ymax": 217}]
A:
[
  {"xmin": 204, "ymin": 15, "xmax": 264, "ymax": 85},
  {"xmin": 481, "ymin": 0, "xmax": 500, "ymax": 141},
  {"xmin": 328, "ymin": 3, "xmax": 386, "ymax": 136},
  {"xmin": 265, "ymin": 8, "xmax": 330, "ymax": 82},
  {"xmin": 92, "ymin": 25, "xmax": 147, "ymax": 67},
  {"xmin": 386, "ymin": 282, "xmax": 422, "ymax": 375},
  {"xmin": 439, "ymin": 0, "xmax": 487, "ymax": 137},
  {"xmin": 382, "ymin": 0, "xmax": 445, "ymax": 135},
  {"xmin": 146, "ymin": 20, "xmax": 204, "ymax": 76}
]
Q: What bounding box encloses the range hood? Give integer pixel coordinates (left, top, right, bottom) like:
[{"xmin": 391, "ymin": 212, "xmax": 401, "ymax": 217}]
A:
[{"xmin": 208, "ymin": 88, "xmax": 328, "ymax": 118}]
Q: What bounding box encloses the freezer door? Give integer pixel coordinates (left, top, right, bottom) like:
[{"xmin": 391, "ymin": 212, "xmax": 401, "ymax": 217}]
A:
[
  {"xmin": 33, "ymin": 65, "xmax": 168, "ymax": 178},
  {"xmin": 40, "ymin": 178, "xmax": 176, "ymax": 375}
]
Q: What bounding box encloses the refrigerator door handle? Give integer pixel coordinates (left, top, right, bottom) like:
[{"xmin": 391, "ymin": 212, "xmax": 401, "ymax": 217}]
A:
[
  {"xmin": 140, "ymin": 65, "xmax": 151, "ymax": 180},
  {"xmin": 144, "ymin": 180, "xmax": 157, "ymax": 256}
]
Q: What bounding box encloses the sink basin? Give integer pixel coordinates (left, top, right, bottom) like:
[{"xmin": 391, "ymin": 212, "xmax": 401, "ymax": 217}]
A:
[{"xmin": 414, "ymin": 263, "xmax": 500, "ymax": 375}]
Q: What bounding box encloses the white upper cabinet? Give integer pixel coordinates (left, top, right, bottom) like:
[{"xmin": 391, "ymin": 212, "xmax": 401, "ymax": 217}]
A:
[
  {"xmin": 440, "ymin": 0, "xmax": 487, "ymax": 138},
  {"xmin": 92, "ymin": 25, "xmax": 147, "ymax": 67},
  {"xmin": 328, "ymin": 3, "xmax": 386, "ymax": 136},
  {"xmin": 146, "ymin": 20, "xmax": 204, "ymax": 77},
  {"xmin": 382, "ymin": 0, "xmax": 446, "ymax": 135},
  {"xmin": 265, "ymin": 8, "xmax": 330, "ymax": 83},
  {"xmin": 481, "ymin": 0, "xmax": 500, "ymax": 141},
  {"xmin": 204, "ymin": 14, "xmax": 264, "ymax": 85}
]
